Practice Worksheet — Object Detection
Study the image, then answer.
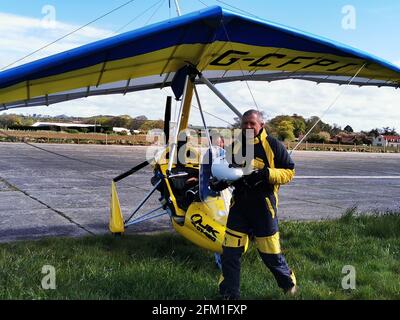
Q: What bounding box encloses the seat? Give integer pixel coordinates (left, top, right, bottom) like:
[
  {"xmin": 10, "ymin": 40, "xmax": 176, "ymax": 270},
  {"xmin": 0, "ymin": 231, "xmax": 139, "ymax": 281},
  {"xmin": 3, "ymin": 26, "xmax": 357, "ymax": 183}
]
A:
[{"xmin": 168, "ymin": 166, "xmax": 199, "ymax": 210}]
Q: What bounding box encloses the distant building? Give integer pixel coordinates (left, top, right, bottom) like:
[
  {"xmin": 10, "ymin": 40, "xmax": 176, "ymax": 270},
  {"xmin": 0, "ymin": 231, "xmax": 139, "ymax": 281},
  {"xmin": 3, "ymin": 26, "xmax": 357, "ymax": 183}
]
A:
[
  {"xmin": 372, "ymin": 135, "xmax": 385, "ymax": 146},
  {"xmin": 31, "ymin": 122, "xmax": 136, "ymax": 135},
  {"xmin": 30, "ymin": 121, "xmax": 107, "ymax": 133},
  {"xmin": 112, "ymin": 127, "xmax": 131, "ymax": 135},
  {"xmin": 372, "ymin": 135, "xmax": 400, "ymax": 147},
  {"xmin": 330, "ymin": 133, "xmax": 371, "ymax": 145},
  {"xmin": 32, "ymin": 122, "xmax": 94, "ymax": 128}
]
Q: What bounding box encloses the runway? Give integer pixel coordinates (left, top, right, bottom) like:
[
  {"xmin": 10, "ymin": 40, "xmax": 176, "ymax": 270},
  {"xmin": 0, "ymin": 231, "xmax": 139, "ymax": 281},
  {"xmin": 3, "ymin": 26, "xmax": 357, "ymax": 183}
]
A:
[{"xmin": 0, "ymin": 142, "xmax": 399, "ymax": 242}]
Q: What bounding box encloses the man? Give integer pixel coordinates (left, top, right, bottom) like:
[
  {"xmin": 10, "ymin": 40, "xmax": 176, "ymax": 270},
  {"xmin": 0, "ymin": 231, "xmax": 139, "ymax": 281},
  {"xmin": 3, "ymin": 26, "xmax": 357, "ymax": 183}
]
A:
[{"xmin": 212, "ymin": 110, "xmax": 297, "ymax": 299}]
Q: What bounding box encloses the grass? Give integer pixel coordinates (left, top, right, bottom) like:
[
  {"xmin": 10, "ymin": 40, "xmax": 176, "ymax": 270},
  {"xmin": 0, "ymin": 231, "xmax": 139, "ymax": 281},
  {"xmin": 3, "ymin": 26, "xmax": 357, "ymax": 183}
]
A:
[{"xmin": 0, "ymin": 212, "xmax": 399, "ymax": 300}]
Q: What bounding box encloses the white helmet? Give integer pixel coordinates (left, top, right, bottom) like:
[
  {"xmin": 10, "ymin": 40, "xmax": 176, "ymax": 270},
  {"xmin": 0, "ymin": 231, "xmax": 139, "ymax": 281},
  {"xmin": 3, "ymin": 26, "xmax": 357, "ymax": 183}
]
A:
[{"xmin": 211, "ymin": 156, "xmax": 244, "ymax": 182}]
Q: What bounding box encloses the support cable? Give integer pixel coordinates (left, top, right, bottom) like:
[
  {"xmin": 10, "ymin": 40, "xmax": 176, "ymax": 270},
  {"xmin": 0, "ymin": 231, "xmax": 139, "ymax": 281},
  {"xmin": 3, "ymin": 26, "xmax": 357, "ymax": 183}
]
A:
[{"xmin": 290, "ymin": 63, "xmax": 367, "ymax": 154}]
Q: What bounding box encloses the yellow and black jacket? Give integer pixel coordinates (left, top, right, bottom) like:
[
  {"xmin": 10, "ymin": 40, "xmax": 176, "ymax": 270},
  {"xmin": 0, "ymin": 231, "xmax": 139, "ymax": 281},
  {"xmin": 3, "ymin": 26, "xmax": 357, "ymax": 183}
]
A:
[{"xmin": 231, "ymin": 128, "xmax": 295, "ymax": 208}]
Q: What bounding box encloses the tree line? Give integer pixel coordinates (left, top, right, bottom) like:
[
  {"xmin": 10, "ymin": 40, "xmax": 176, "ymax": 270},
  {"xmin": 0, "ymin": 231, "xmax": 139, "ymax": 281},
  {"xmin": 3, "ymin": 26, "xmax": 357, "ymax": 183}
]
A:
[
  {"xmin": 0, "ymin": 114, "xmax": 165, "ymax": 132},
  {"xmin": 232, "ymin": 113, "xmax": 398, "ymax": 143},
  {"xmin": 0, "ymin": 113, "xmax": 397, "ymax": 143}
]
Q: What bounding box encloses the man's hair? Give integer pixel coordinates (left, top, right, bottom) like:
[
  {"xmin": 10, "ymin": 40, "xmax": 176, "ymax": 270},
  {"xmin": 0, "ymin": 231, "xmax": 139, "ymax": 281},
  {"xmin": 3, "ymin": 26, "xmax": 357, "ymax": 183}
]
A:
[{"xmin": 242, "ymin": 109, "xmax": 265, "ymax": 125}]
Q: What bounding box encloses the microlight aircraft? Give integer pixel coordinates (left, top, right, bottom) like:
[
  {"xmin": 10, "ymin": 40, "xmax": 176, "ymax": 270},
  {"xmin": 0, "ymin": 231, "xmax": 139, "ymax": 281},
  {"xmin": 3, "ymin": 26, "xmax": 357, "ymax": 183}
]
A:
[{"xmin": 0, "ymin": 5, "xmax": 399, "ymax": 257}]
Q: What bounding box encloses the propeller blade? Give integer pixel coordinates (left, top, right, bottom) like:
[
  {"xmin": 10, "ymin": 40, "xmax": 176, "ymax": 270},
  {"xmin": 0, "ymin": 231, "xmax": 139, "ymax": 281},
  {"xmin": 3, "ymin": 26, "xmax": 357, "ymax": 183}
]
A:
[
  {"xmin": 164, "ymin": 96, "xmax": 172, "ymax": 145},
  {"xmin": 113, "ymin": 159, "xmax": 152, "ymax": 183}
]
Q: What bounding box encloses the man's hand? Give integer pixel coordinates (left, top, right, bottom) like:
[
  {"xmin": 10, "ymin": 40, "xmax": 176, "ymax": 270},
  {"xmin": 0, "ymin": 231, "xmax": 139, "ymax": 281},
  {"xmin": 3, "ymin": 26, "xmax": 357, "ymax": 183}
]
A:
[
  {"xmin": 210, "ymin": 180, "xmax": 230, "ymax": 192},
  {"xmin": 242, "ymin": 168, "xmax": 269, "ymax": 187}
]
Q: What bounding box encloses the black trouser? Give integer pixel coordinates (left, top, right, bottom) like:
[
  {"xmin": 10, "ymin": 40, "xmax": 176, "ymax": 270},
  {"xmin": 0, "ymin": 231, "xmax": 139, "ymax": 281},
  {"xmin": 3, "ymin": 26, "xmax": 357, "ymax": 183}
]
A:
[{"xmin": 219, "ymin": 190, "xmax": 296, "ymax": 299}]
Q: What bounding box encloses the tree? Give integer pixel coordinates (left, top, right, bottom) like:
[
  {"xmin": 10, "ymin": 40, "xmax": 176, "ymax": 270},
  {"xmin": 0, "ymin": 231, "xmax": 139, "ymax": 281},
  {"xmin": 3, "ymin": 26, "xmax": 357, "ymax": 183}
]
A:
[
  {"xmin": 305, "ymin": 116, "xmax": 321, "ymax": 133},
  {"xmin": 270, "ymin": 115, "xmax": 293, "ymax": 128},
  {"xmin": 331, "ymin": 124, "xmax": 342, "ymax": 136},
  {"xmin": 276, "ymin": 120, "xmax": 295, "ymax": 142},
  {"xmin": 135, "ymin": 115, "xmax": 148, "ymax": 121},
  {"xmin": 86, "ymin": 116, "xmax": 112, "ymax": 126},
  {"xmin": 109, "ymin": 115, "xmax": 132, "ymax": 128},
  {"xmin": 382, "ymin": 127, "xmax": 397, "ymax": 135},
  {"xmin": 140, "ymin": 120, "xmax": 164, "ymax": 132},
  {"xmin": 304, "ymin": 116, "xmax": 338, "ymax": 136},
  {"xmin": 0, "ymin": 114, "xmax": 22, "ymax": 128},
  {"xmin": 318, "ymin": 131, "xmax": 331, "ymax": 143},
  {"xmin": 131, "ymin": 115, "xmax": 148, "ymax": 130},
  {"xmin": 292, "ymin": 118, "xmax": 306, "ymax": 138},
  {"xmin": 368, "ymin": 128, "xmax": 381, "ymax": 138},
  {"xmin": 292, "ymin": 116, "xmax": 306, "ymax": 136},
  {"xmin": 344, "ymin": 125, "xmax": 354, "ymax": 133},
  {"xmin": 21, "ymin": 117, "xmax": 35, "ymax": 126},
  {"xmin": 307, "ymin": 131, "xmax": 331, "ymax": 143}
]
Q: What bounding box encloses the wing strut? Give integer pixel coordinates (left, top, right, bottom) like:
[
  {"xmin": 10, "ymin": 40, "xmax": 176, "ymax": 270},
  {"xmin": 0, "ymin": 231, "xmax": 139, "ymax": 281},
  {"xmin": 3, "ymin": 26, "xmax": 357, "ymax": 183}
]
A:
[
  {"xmin": 199, "ymin": 74, "xmax": 243, "ymax": 119},
  {"xmin": 168, "ymin": 73, "xmax": 194, "ymax": 173}
]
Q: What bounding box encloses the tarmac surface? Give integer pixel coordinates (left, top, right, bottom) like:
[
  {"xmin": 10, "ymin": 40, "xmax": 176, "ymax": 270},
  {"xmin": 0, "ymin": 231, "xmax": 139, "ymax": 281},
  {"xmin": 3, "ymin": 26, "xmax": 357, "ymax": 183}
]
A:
[{"xmin": 0, "ymin": 142, "xmax": 399, "ymax": 242}]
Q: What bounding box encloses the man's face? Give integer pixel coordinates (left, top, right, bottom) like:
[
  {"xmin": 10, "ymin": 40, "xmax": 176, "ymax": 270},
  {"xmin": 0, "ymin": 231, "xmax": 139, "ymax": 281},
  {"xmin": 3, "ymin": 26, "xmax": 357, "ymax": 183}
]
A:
[
  {"xmin": 241, "ymin": 113, "xmax": 263, "ymax": 139},
  {"xmin": 214, "ymin": 137, "xmax": 224, "ymax": 148}
]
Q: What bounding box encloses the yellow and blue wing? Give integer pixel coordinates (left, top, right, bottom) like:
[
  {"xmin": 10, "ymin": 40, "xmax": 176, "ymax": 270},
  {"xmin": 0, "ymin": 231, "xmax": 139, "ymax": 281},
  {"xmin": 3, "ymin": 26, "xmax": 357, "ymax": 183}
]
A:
[{"xmin": 0, "ymin": 6, "xmax": 399, "ymax": 110}]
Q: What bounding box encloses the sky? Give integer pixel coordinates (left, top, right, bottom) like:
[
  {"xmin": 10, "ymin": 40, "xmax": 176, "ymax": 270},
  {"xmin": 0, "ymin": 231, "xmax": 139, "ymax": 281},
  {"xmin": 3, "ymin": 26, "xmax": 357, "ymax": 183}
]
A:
[{"xmin": 0, "ymin": 0, "xmax": 399, "ymax": 131}]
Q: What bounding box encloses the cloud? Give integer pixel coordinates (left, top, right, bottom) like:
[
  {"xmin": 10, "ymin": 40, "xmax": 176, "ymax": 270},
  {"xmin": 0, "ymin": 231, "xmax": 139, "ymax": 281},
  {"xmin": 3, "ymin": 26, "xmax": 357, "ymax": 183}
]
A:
[
  {"xmin": 0, "ymin": 12, "xmax": 399, "ymax": 132},
  {"xmin": 0, "ymin": 12, "xmax": 114, "ymax": 67}
]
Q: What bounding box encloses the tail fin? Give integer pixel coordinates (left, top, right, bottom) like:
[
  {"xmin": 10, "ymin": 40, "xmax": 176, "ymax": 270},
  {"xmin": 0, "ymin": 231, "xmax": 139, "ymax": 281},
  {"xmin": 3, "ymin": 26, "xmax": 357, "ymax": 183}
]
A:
[{"xmin": 109, "ymin": 181, "xmax": 125, "ymax": 233}]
